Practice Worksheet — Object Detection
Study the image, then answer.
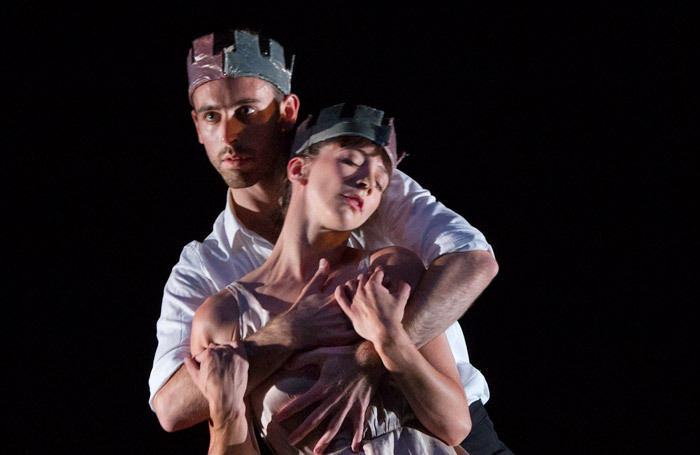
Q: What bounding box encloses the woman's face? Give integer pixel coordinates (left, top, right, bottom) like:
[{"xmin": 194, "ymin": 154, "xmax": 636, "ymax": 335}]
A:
[{"xmin": 302, "ymin": 141, "xmax": 390, "ymax": 233}]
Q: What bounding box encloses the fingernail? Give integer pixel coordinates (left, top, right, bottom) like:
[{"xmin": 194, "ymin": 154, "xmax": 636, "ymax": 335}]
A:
[{"xmin": 319, "ymin": 258, "xmax": 328, "ymax": 269}]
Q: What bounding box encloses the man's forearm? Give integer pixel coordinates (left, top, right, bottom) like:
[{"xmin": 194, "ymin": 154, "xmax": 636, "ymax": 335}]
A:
[
  {"xmin": 154, "ymin": 365, "xmax": 210, "ymax": 431},
  {"xmin": 155, "ymin": 316, "xmax": 299, "ymax": 431},
  {"xmin": 403, "ymin": 250, "xmax": 499, "ymax": 348},
  {"xmin": 242, "ymin": 314, "xmax": 298, "ymax": 393}
]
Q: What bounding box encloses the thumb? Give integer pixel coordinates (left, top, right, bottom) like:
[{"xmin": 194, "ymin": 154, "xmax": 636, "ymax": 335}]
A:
[
  {"xmin": 396, "ymin": 282, "xmax": 412, "ymax": 309},
  {"xmin": 397, "ymin": 282, "xmax": 411, "ymax": 298},
  {"xmin": 183, "ymin": 356, "xmax": 200, "ymax": 380},
  {"xmin": 300, "ymin": 258, "xmax": 330, "ymax": 296}
]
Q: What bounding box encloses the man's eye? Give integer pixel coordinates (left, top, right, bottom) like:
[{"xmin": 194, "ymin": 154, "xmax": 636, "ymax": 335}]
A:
[
  {"xmin": 238, "ymin": 106, "xmax": 256, "ymax": 116},
  {"xmin": 203, "ymin": 112, "xmax": 219, "ymax": 122}
]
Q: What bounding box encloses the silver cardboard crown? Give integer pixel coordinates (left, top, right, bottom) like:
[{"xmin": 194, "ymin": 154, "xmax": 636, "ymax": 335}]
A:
[
  {"xmin": 292, "ymin": 104, "xmax": 401, "ymax": 170},
  {"xmin": 187, "ymin": 30, "xmax": 294, "ymax": 103}
]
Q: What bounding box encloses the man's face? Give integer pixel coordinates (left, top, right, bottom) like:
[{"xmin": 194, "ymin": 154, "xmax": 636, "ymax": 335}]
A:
[{"xmin": 191, "ymin": 77, "xmax": 292, "ymax": 189}]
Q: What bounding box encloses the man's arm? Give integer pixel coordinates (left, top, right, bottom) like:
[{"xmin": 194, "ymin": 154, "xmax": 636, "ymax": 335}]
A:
[
  {"xmin": 403, "ymin": 249, "xmax": 498, "ymax": 348},
  {"xmin": 155, "ymin": 259, "xmax": 358, "ymax": 432}
]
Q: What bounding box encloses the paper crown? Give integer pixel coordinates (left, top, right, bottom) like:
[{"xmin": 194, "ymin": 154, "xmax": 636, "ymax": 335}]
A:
[
  {"xmin": 186, "ymin": 30, "xmax": 294, "ymax": 104},
  {"xmin": 291, "ymin": 104, "xmax": 402, "ymax": 170}
]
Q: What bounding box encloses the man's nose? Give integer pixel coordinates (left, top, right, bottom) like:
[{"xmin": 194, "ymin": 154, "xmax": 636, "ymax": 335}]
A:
[{"xmin": 222, "ymin": 117, "xmax": 243, "ymax": 144}]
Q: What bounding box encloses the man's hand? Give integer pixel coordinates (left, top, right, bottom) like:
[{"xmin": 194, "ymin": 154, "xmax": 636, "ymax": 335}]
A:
[
  {"xmin": 184, "ymin": 342, "xmax": 249, "ymax": 446},
  {"xmin": 244, "ymin": 259, "xmax": 361, "ymax": 394},
  {"xmin": 274, "ymin": 344, "xmax": 385, "ymax": 454},
  {"xmin": 278, "ymin": 259, "xmax": 360, "ymax": 350}
]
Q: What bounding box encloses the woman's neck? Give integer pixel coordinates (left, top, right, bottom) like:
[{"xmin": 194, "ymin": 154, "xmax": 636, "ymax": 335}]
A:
[
  {"xmin": 258, "ymin": 219, "xmax": 352, "ymax": 285},
  {"xmin": 241, "ymin": 185, "xmax": 363, "ymax": 300}
]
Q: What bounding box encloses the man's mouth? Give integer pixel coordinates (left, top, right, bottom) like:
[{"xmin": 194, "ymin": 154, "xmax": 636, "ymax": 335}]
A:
[
  {"xmin": 224, "ymin": 154, "xmax": 250, "ymax": 162},
  {"xmin": 221, "ymin": 145, "xmax": 253, "ymax": 167},
  {"xmin": 222, "ymin": 154, "xmax": 251, "ymax": 167}
]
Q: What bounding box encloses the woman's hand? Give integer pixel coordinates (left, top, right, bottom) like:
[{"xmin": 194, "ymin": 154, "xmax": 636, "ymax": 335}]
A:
[
  {"xmin": 334, "ymin": 267, "xmax": 412, "ymax": 346},
  {"xmin": 185, "ymin": 342, "xmax": 249, "ymax": 446}
]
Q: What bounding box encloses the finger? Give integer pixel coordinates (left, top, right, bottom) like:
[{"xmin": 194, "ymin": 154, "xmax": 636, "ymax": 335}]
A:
[
  {"xmin": 380, "ymin": 271, "xmax": 392, "ymax": 290},
  {"xmin": 370, "ymin": 267, "xmax": 385, "ymax": 287},
  {"xmin": 341, "ymin": 281, "xmax": 357, "ymax": 302},
  {"xmin": 193, "ymin": 346, "xmax": 212, "ymax": 364},
  {"xmin": 335, "ymin": 285, "xmax": 351, "ymax": 314},
  {"xmin": 356, "ymin": 272, "xmax": 368, "ymax": 291},
  {"xmin": 288, "ymin": 397, "xmax": 338, "ymax": 446},
  {"xmin": 301, "ymin": 258, "xmax": 330, "ymax": 295},
  {"xmin": 223, "ymin": 340, "xmax": 249, "ymax": 363},
  {"xmin": 191, "ymin": 346, "xmax": 207, "ymax": 362},
  {"xmin": 345, "ymin": 276, "xmax": 359, "ymax": 291},
  {"xmin": 350, "ymin": 405, "xmax": 365, "ymax": 452},
  {"xmin": 285, "ymin": 347, "xmax": 330, "ymax": 371},
  {"xmin": 313, "ymin": 404, "xmax": 350, "ymax": 455},
  {"xmin": 275, "ymin": 384, "xmax": 323, "ymax": 421},
  {"xmin": 183, "ymin": 356, "xmax": 200, "ymax": 381},
  {"xmin": 397, "ymin": 281, "xmax": 411, "ymax": 301}
]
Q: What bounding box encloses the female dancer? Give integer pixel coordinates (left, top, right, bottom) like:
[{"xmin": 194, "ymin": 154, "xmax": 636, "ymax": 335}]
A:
[{"xmin": 186, "ymin": 104, "xmax": 471, "ymax": 454}]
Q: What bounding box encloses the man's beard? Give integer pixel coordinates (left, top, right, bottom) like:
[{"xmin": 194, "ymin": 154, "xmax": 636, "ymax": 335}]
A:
[{"xmin": 217, "ymin": 143, "xmax": 285, "ymax": 189}]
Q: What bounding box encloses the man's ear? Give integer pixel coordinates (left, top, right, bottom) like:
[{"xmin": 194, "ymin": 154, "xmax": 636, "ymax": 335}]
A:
[
  {"xmin": 190, "ymin": 110, "xmax": 204, "ymax": 144},
  {"xmin": 287, "ymin": 156, "xmax": 307, "ymax": 185},
  {"xmin": 279, "ymin": 93, "xmax": 300, "ymax": 130}
]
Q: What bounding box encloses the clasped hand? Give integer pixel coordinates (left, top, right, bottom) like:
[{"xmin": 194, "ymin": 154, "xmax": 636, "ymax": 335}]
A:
[
  {"xmin": 185, "ymin": 342, "xmax": 249, "ymax": 444},
  {"xmin": 335, "ymin": 267, "xmax": 412, "ymax": 347}
]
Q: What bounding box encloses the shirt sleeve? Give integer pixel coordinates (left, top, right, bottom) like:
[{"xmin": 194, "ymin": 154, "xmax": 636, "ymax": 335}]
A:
[
  {"xmin": 147, "ymin": 241, "xmax": 218, "ymax": 410},
  {"xmin": 372, "ymin": 170, "xmax": 493, "ymax": 265}
]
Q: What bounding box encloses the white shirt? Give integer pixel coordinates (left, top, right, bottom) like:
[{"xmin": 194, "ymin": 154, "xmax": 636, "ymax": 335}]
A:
[{"xmin": 149, "ymin": 169, "xmax": 493, "ymax": 409}]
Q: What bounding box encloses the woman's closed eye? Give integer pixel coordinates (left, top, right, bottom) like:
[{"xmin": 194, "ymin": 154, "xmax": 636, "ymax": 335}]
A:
[{"xmin": 341, "ymin": 158, "xmax": 361, "ymax": 167}]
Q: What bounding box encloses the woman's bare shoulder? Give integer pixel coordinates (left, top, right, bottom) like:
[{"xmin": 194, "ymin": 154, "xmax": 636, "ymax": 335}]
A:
[
  {"xmin": 196, "ymin": 286, "xmax": 240, "ymax": 321},
  {"xmin": 369, "ymin": 246, "xmax": 423, "ymax": 268},
  {"xmin": 368, "ymin": 246, "xmax": 425, "ymax": 289},
  {"xmin": 191, "ymin": 286, "xmax": 242, "ymax": 353}
]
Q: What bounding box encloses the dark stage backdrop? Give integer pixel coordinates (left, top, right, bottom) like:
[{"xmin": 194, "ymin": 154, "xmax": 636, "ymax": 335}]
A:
[{"xmin": 6, "ymin": 2, "xmax": 697, "ymax": 454}]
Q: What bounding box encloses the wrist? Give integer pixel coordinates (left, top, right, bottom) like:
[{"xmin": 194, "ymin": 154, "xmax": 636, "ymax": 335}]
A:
[
  {"xmin": 373, "ymin": 328, "xmax": 414, "ymax": 373},
  {"xmin": 209, "ymin": 418, "xmax": 248, "ymax": 455},
  {"xmin": 247, "ymin": 312, "xmax": 298, "ymax": 351},
  {"xmin": 353, "ymin": 340, "xmax": 387, "ymax": 380},
  {"xmin": 208, "ymin": 408, "xmax": 248, "ymax": 451},
  {"xmin": 209, "ymin": 400, "xmax": 245, "ymax": 431}
]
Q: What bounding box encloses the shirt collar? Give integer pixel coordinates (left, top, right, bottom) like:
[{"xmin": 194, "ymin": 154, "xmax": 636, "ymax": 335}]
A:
[{"xmin": 223, "ymin": 189, "xmax": 274, "ymax": 250}]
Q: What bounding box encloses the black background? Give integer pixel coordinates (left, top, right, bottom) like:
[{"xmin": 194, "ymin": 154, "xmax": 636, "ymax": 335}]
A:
[{"xmin": 6, "ymin": 2, "xmax": 697, "ymax": 454}]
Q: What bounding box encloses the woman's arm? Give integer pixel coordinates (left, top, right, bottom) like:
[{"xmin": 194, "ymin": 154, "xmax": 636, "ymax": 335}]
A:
[
  {"xmin": 374, "ymin": 330, "xmax": 472, "ymax": 445},
  {"xmin": 335, "ymin": 247, "xmax": 472, "ymax": 445},
  {"xmin": 184, "ymin": 342, "xmax": 259, "ymax": 455}
]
